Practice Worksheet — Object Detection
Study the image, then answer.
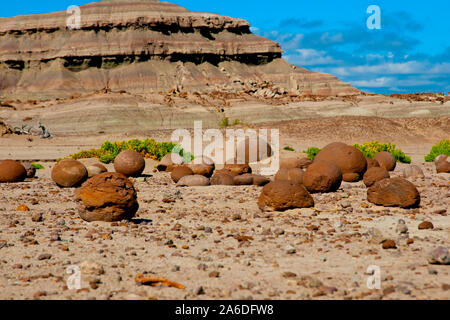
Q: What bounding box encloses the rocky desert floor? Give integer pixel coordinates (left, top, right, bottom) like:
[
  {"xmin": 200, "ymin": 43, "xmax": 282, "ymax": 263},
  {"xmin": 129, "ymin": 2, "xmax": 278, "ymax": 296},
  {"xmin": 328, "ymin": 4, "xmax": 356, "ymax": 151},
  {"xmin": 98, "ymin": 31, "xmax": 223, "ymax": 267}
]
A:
[{"xmin": 0, "ymin": 157, "xmax": 449, "ymax": 300}]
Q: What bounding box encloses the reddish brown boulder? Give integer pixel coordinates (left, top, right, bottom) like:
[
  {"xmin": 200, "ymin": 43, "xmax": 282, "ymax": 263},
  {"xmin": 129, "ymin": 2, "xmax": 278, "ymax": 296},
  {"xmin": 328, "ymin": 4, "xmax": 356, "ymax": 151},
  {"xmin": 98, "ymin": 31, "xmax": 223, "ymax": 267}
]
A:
[
  {"xmin": 275, "ymin": 168, "xmax": 304, "ymax": 185},
  {"xmin": 75, "ymin": 172, "xmax": 138, "ymax": 222},
  {"xmin": 0, "ymin": 160, "xmax": 26, "ymax": 182},
  {"xmin": 171, "ymin": 166, "xmax": 193, "ymax": 183},
  {"xmin": 365, "ymin": 157, "xmax": 380, "ymax": 169},
  {"xmin": 298, "ymin": 157, "xmax": 313, "ymax": 169},
  {"xmin": 402, "ymin": 165, "xmax": 424, "ymax": 178},
  {"xmin": 211, "ymin": 173, "xmax": 234, "ymax": 185},
  {"xmin": 157, "ymin": 153, "xmax": 184, "ymax": 172},
  {"xmin": 434, "ymin": 154, "xmax": 448, "ymax": 165},
  {"xmin": 177, "ymin": 175, "xmax": 210, "ymax": 187},
  {"xmin": 363, "ymin": 167, "xmax": 390, "ymax": 187},
  {"xmin": 314, "ymin": 143, "xmax": 367, "ymax": 182},
  {"xmin": 258, "ymin": 180, "xmax": 314, "ymax": 212},
  {"xmin": 188, "ymin": 164, "xmax": 214, "ymax": 177},
  {"xmin": 233, "ymin": 173, "xmax": 270, "ymax": 186},
  {"xmin": 223, "ymin": 163, "xmax": 252, "ymax": 175},
  {"xmin": 435, "ymin": 155, "xmax": 450, "ymax": 173},
  {"xmin": 51, "ymin": 159, "xmax": 87, "ymax": 187},
  {"xmin": 303, "ymin": 160, "xmax": 342, "ymax": 193},
  {"xmin": 214, "ymin": 168, "xmax": 239, "ymax": 177},
  {"xmin": 86, "ymin": 163, "xmax": 108, "ymax": 178},
  {"xmin": 280, "ymin": 158, "xmax": 302, "ymax": 169},
  {"xmin": 373, "ymin": 152, "xmax": 396, "ymax": 171},
  {"xmin": 114, "ymin": 150, "xmax": 145, "ymax": 177},
  {"xmin": 367, "ymin": 177, "xmax": 420, "ymax": 208}
]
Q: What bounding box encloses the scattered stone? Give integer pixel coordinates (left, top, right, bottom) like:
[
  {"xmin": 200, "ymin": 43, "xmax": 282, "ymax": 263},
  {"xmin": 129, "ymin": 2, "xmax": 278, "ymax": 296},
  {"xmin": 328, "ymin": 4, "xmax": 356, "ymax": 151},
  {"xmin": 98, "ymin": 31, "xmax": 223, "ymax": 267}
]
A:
[
  {"xmin": 279, "ymin": 158, "xmax": 302, "ymax": 169},
  {"xmin": 209, "ymin": 271, "xmax": 220, "ymax": 278},
  {"xmin": 171, "ymin": 166, "xmax": 194, "ymax": 183},
  {"xmin": 274, "ymin": 168, "xmax": 304, "ymax": 185},
  {"xmin": 298, "ymin": 157, "xmax": 313, "ymax": 169},
  {"xmin": 21, "ymin": 161, "xmax": 36, "ymax": 178},
  {"xmin": 187, "ymin": 164, "xmax": 214, "ymax": 177},
  {"xmin": 31, "ymin": 212, "xmax": 43, "ymax": 222},
  {"xmin": 38, "ymin": 253, "xmax": 52, "ymax": 260},
  {"xmin": 195, "ymin": 286, "xmax": 205, "ymax": 295},
  {"xmin": 0, "ymin": 160, "xmax": 27, "ymax": 183},
  {"xmin": 303, "ymin": 160, "xmax": 342, "ymax": 193},
  {"xmin": 51, "ymin": 159, "xmax": 88, "ymax": 188},
  {"xmin": 86, "ymin": 163, "xmax": 107, "ymax": 178},
  {"xmin": 74, "ymin": 172, "xmax": 139, "ymax": 222},
  {"xmin": 177, "ymin": 175, "xmax": 210, "ymax": 186},
  {"xmin": 365, "ymin": 157, "xmax": 380, "ymax": 169},
  {"xmin": 80, "ymin": 260, "xmax": 105, "ymax": 275},
  {"xmin": 285, "ymin": 245, "xmax": 296, "ymax": 254},
  {"xmin": 211, "ymin": 173, "xmax": 234, "ymax": 185},
  {"xmin": 258, "ymin": 180, "xmax": 314, "ymax": 212},
  {"xmin": 373, "ymin": 152, "xmax": 396, "ymax": 171},
  {"xmin": 363, "ymin": 167, "xmax": 390, "ymax": 187},
  {"xmin": 114, "ymin": 150, "xmax": 145, "ymax": 177},
  {"xmin": 395, "ymin": 219, "xmax": 408, "ymax": 234},
  {"xmin": 435, "ymin": 155, "xmax": 450, "ymax": 173},
  {"xmin": 403, "ymin": 165, "xmax": 424, "ymax": 179},
  {"xmin": 427, "ymin": 246, "xmax": 450, "ymax": 265},
  {"xmin": 381, "ymin": 240, "xmax": 397, "ymax": 249},
  {"xmin": 418, "ymin": 221, "xmax": 434, "ymax": 230},
  {"xmin": 157, "ymin": 153, "xmax": 184, "ymax": 172},
  {"xmin": 367, "ymin": 177, "xmax": 420, "ymax": 208},
  {"xmin": 223, "ymin": 163, "xmax": 252, "ymax": 175},
  {"xmin": 17, "ymin": 204, "xmax": 30, "ymax": 211}
]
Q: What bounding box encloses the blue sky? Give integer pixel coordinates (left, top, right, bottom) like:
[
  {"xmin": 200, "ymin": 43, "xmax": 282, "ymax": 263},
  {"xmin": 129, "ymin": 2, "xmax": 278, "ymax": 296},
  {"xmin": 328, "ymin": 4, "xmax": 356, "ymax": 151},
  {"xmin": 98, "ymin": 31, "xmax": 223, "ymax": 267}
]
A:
[{"xmin": 1, "ymin": 0, "xmax": 449, "ymax": 94}]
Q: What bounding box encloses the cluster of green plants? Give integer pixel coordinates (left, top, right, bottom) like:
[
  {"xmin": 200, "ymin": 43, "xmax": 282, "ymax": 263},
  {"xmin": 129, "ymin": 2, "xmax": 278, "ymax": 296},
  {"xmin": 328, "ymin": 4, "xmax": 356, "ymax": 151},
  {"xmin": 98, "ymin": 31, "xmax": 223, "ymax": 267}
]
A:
[
  {"xmin": 424, "ymin": 140, "xmax": 450, "ymax": 162},
  {"xmin": 283, "ymin": 146, "xmax": 295, "ymax": 151},
  {"xmin": 69, "ymin": 138, "xmax": 190, "ymax": 164},
  {"xmin": 31, "ymin": 163, "xmax": 44, "ymax": 170},
  {"xmin": 219, "ymin": 117, "xmax": 245, "ymax": 127},
  {"xmin": 302, "ymin": 147, "xmax": 321, "ymax": 160},
  {"xmin": 302, "ymin": 141, "xmax": 411, "ymax": 163},
  {"xmin": 353, "ymin": 141, "xmax": 411, "ymax": 163}
]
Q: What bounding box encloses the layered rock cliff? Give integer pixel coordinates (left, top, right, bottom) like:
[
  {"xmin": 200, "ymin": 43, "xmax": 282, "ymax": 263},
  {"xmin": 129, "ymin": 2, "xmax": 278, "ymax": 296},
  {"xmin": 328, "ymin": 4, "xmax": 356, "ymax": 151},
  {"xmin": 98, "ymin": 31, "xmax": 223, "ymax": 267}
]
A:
[{"xmin": 0, "ymin": 0, "xmax": 358, "ymax": 99}]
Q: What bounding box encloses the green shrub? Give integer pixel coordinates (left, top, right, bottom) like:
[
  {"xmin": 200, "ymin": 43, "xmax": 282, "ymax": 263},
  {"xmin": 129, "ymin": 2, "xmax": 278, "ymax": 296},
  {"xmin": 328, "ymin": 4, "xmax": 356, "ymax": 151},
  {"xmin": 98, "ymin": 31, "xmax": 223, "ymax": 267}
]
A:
[
  {"xmin": 219, "ymin": 117, "xmax": 230, "ymax": 127},
  {"xmin": 69, "ymin": 138, "xmax": 183, "ymax": 164},
  {"xmin": 424, "ymin": 140, "xmax": 450, "ymax": 162},
  {"xmin": 302, "ymin": 147, "xmax": 321, "ymax": 160},
  {"xmin": 283, "ymin": 146, "xmax": 295, "ymax": 151},
  {"xmin": 31, "ymin": 163, "xmax": 44, "ymax": 170},
  {"xmin": 353, "ymin": 141, "xmax": 411, "ymax": 163}
]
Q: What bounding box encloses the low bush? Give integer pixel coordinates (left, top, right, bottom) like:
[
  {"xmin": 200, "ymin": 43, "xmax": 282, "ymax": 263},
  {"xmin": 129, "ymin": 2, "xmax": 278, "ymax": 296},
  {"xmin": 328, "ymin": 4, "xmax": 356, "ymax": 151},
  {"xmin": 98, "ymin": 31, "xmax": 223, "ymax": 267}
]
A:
[{"xmin": 424, "ymin": 140, "xmax": 450, "ymax": 162}]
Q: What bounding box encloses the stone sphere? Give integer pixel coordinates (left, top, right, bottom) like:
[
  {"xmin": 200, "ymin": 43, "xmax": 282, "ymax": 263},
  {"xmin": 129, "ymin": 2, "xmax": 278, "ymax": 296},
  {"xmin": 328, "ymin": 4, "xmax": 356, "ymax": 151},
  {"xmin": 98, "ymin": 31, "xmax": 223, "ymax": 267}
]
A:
[
  {"xmin": 171, "ymin": 166, "xmax": 193, "ymax": 183},
  {"xmin": 303, "ymin": 160, "xmax": 342, "ymax": 193},
  {"xmin": 314, "ymin": 143, "xmax": 367, "ymax": 182},
  {"xmin": 51, "ymin": 159, "xmax": 87, "ymax": 187},
  {"xmin": 258, "ymin": 180, "xmax": 314, "ymax": 212},
  {"xmin": 223, "ymin": 163, "xmax": 252, "ymax": 175},
  {"xmin": 0, "ymin": 160, "xmax": 27, "ymax": 182},
  {"xmin": 114, "ymin": 150, "xmax": 145, "ymax": 177},
  {"xmin": 365, "ymin": 157, "xmax": 380, "ymax": 169},
  {"xmin": 275, "ymin": 168, "xmax": 304, "ymax": 185},
  {"xmin": 367, "ymin": 177, "xmax": 420, "ymax": 208},
  {"xmin": 75, "ymin": 172, "xmax": 138, "ymax": 222},
  {"xmin": 157, "ymin": 153, "xmax": 184, "ymax": 172},
  {"xmin": 210, "ymin": 173, "xmax": 234, "ymax": 185},
  {"xmin": 363, "ymin": 167, "xmax": 390, "ymax": 187},
  {"xmin": 86, "ymin": 163, "xmax": 108, "ymax": 178},
  {"xmin": 373, "ymin": 152, "xmax": 396, "ymax": 171},
  {"xmin": 177, "ymin": 175, "xmax": 210, "ymax": 187},
  {"xmin": 402, "ymin": 165, "xmax": 424, "ymax": 179}
]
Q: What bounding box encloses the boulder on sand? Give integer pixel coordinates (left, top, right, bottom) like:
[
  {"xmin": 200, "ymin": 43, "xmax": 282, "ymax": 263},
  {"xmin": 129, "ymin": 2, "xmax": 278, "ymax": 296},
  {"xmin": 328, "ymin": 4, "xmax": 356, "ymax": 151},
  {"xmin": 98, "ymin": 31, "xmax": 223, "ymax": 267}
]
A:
[
  {"xmin": 223, "ymin": 163, "xmax": 252, "ymax": 175},
  {"xmin": 314, "ymin": 142, "xmax": 367, "ymax": 182},
  {"xmin": 86, "ymin": 163, "xmax": 108, "ymax": 178},
  {"xmin": 177, "ymin": 175, "xmax": 210, "ymax": 187},
  {"xmin": 402, "ymin": 164, "xmax": 424, "ymax": 178},
  {"xmin": 367, "ymin": 177, "xmax": 420, "ymax": 208},
  {"xmin": 114, "ymin": 150, "xmax": 145, "ymax": 177},
  {"xmin": 75, "ymin": 172, "xmax": 138, "ymax": 222},
  {"xmin": 211, "ymin": 173, "xmax": 234, "ymax": 185},
  {"xmin": 233, "ymin": 173, "xmax": 270, "ymax": 186},
  {"xmin": 274, "ymin": 168, "xmax": 304, "ymax": 185},
  {"xmin": 171, "ymin": 166, "xmax": 193, "ymax": 183},
  {"xmin": 435, "ymin": 155, "xmax": 450, "ymax": 173},
  {"xmin": 157, "ymin": 153, "xmax": 184, "ymax": 172},
  {"xmin": 363, "ymin": 167, "xmax": 390, "ymax": 187},
  {"xmin": 303, "ymin": 160, "xmax": 342, "ymax": 193},
  {"xmin": 0, "ymin": 160, "xmax": 27, "ymax": 182},
  {"xmin": 258, "ymin": 180, "xmax": 314, "ymax": 212},
  {"xmin": 51, "ymin": 159, "xmax": 87, "ymax": 187},
  {"xmin": 373, "ymin": 151, "xmax": 396, "ymax": 171},
  {"xmin": 365, "ymin": 157, "xmax": 380, "ymax": 169}
]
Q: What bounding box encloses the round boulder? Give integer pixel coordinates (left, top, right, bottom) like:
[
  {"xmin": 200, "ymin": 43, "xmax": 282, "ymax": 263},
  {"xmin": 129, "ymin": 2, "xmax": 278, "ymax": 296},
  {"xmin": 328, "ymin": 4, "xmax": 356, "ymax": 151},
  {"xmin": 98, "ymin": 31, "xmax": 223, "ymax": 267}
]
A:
[
  {"xmin": 21, "ymin": 161, "xmax": 36, "ymax": 178},
  {"xmin": 157, "ymin": 153, "xmax": 184, "ymax": 172},
  {"xmin": 223, "ymin": 163, "xmax": 252, "ymax": 175},
  {"xmin": 233, "ymin": 173, "xmax": 270, "ymax": 186},
  {"xmin": 366, "ymin": 157, "xmax": 380, "ymax": 169},
  {"xmin": 435, "ymin": 155, "xmax": 450, "ymax": 173},
  {"xmin": 367, "ymin": 177, "xmax": 420, "ymax": 208},
  {"xmin": 0, "ymin": 160, "xmax": 27, "ymax": 182},
  {"xmin": 177, "ymin": 175, "xmax": 210, "ymax": 187},
  {"xmin": 274, "ymin": 168, "xmax": 304, "ymax": 185},
  {"xmin": 434, "ymin": 154, "xmax": 448, "ymax": 165},
  {"xmin": 373, "ymin": 152, "xmax": 396, "ymax": 171},
  {"xmin": 114, "ymin": 150, "xmax": 145, "ymax": 177},
  {"xmin": 171, "ymin": 166, "xmax": 193, "ymax": 183},
  {"xmin": 314, "ymin": 143, "xmax": 367, "ymax": 182},
  {"xmin": 363, "ymin": 167, "xmax": 390, "ymax": 187},
  {"xmin": 303, "ymin": 160, "xmax": 342, "ymax": 193},
  {"xmin": 51, "ymin": 159, "xmax": 87, "ymax": 187},
  {"xmin": 75, "ymin": 172, "xmax": 138, "ymax": 222},
  {"xmin": 188, "ymin": 164, "xmax": 214, "ymax": 177},
  {"xmin": 211, "ymin": 173, "xmax": 234, "ymax": 185},
  {"xmin": 258, "ymin": 180, "xmax": 314, "ymax": 212},
  {"xmin": 86, "ymin": 163, "xmax": 108, "ymax": 178},
  {"xmin": 298, "ymin": 157, "xmax": 313, "ymax": 169},
  {"xmin": 280, "ymin": 158, "xmax": 302, "ymax": 169},
  {"xmin": 403, "ymin": 165, "xmax": 424, "ymax": 179}
]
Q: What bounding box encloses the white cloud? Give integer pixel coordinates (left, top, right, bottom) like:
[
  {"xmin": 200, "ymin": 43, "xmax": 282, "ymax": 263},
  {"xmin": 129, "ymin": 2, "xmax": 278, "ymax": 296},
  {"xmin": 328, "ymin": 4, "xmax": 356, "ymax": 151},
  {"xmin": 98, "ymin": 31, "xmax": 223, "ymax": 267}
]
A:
[{"xmin": 285, "ymin": 48, "xmax": 339, "ymax": 66}]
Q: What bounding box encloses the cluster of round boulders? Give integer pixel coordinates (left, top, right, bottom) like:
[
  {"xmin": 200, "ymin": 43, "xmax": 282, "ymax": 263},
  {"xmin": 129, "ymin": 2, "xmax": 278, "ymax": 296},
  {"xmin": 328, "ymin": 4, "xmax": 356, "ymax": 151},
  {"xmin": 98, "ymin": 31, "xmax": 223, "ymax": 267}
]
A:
[
  {"xmin": 157, "ymin": 153, "xmax": 184, "ymax": 172},
  {"xmin": 187, "ymin": 156, "xmax": 215, "ymax": 177},
  {"xmin": 0, "ymin": 160, "xmax": 27, "ymax": 182},
  {"xmin": 275, "ymin": 168, "xmax": 304, "ymax": 185},
  {"xmin": 51, "ymin": 159, "xmax": 88, "ymax": 187},
  {"xmin": 223, "ymin": 163, "xmax": 252, "ymax": 175},
  {"xmin": 403, "ymin": 164, "xmax": 425, "ymax": 179},
  {"xmin": 233, "ymin": 173, "xmax": 270, "ymax": 186},
  {"xmin": 435, "ymin": 155, "xmax": 450, "ymax": 173},
  {"xmin": 21, "ymin": 161, "xmax": 36, "ymax": 178},
  {"xmin": 86, "ymin": 163, "xmax": 108, "ymax": 178},
  {"xmin": 363, "ymin": 167, "xmax": 390, "ymax": 187},
  {"xmin": 114, "ymin": 150, "xmax": 145, "ymax": 177},
  {"xmin": 373, "ymin": 151, "xmax": 396, "ymax": 171},
  {"xmin": 211, "ymin": 173, "xmax": 234, "ymax": 185},
  {"xmin": 258, "ymin": 180, "xmax": 314, "ymax": 212},
  {"xmin": 75, "ymin": 172, "xmax": 138, "ymax": 222},
  {"xmin": 303, "ymin": 160, "xmax": 342, "ymax": 193},
  {"xmin": 235, "ymin": 136, "xmax": 272, "ymax": 164},
  {"xmin": 367, "ymin": 177, "xmax": 420, "ymax": 208},
  {"xmin": 171, "ymin": 166, "xmax": 194, "ymax": 183},
  {"xmin": 177, "ymin": 175, "xmax": 210, "ymax": 187},
  {"xmin": 366, "ymin": 157, "xmax": 380, "ymax": 169},
  {"xmin": 314, "ymin": 142, "xmax": 367, "ymax": 182}
]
